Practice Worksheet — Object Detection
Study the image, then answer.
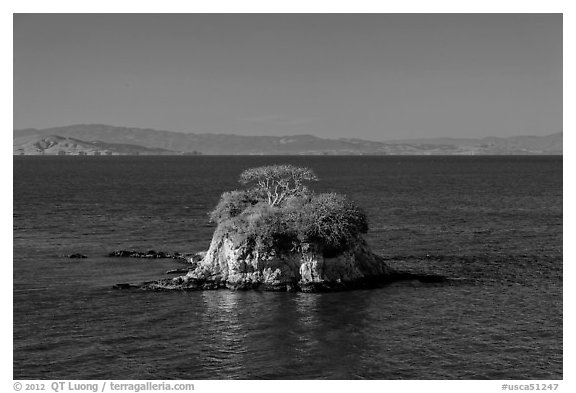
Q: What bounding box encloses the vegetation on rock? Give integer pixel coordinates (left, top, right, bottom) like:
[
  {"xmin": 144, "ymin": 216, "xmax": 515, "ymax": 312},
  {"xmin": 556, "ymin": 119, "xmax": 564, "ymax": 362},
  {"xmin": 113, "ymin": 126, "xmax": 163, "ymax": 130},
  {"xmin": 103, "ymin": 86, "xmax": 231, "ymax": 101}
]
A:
[{"xmin": 210, "ymin": 165, "xmax": 368, "ymax": 257}]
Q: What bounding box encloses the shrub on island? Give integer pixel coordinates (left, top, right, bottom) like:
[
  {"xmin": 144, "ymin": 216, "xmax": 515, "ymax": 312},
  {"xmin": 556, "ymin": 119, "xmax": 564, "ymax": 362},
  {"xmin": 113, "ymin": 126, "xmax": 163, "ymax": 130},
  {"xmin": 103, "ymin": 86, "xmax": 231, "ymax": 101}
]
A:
[{"xmin": 209, "ymin": 165, "xmax": 368, "ymax": 257}]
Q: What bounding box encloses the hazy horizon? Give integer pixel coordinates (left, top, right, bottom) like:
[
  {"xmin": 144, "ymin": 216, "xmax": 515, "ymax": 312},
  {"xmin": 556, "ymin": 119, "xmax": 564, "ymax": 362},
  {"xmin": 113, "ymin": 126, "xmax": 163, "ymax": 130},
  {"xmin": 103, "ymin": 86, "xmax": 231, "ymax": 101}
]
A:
[
  {"xmin": 14, "ymin": 14, "xmax": 562, "ymax": 141},
  {"xmin": 12, "ymin": 122, "xmax": 562, "ymax": 142}
]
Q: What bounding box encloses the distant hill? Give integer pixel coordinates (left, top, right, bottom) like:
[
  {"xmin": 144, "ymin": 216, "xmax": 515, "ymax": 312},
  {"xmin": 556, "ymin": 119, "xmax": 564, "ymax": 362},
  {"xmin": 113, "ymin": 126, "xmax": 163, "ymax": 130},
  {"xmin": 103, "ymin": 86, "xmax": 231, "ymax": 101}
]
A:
[
  {"xmin": 13, "ymin": 124, "xmax": 562, "ymax": 155},
  {"xmin": 388, "ymin": 133, "xmax": 563, "ymax": 153},
  {"xmin": 13, "ymin": 134, "xmax": 179, "ymax": 156}
]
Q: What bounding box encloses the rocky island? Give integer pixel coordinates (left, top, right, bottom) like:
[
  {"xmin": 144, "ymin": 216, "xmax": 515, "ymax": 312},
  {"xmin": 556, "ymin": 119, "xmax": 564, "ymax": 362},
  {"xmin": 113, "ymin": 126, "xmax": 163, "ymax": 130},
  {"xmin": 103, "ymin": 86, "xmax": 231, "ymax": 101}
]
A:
[{"xmin": 115, "ymin": 164, "xmax": 442, "ymax": 292}]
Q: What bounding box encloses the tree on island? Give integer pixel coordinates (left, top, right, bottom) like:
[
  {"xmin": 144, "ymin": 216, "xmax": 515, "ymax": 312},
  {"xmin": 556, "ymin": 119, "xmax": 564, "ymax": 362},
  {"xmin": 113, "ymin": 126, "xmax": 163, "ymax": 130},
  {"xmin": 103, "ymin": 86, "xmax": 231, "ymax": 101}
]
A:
[{"xmin": 239, "ymin": 164, "xmax": 318, "ymax": 206}]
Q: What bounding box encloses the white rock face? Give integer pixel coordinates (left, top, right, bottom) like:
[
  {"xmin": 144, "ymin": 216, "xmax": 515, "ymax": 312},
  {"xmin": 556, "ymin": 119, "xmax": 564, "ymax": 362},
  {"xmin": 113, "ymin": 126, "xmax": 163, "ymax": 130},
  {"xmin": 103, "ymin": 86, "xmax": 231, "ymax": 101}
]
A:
[{"xmin": 186, "ymin": 229, "xmax": 394, "ymax": 291}]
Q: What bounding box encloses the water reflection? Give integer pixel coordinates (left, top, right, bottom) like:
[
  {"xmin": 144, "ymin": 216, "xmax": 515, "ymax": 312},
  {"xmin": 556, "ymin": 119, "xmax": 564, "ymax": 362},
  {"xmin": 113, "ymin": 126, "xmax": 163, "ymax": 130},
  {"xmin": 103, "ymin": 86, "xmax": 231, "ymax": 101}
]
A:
[
  {"xmin": 293, "ymin": 293, "xmax": 322, "ymax": 357},
  {"xmin": 183, "ymin": 290, "xmax": 385, "ymax": 378},
  {"xmin": 195, "ymin": 291, "xmax": 249, "ymax": 378}
]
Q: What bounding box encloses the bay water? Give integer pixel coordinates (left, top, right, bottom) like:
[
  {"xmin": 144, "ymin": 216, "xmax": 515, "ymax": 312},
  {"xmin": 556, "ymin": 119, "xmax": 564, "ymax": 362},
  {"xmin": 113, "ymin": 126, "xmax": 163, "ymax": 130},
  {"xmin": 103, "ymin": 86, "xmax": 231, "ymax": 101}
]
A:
[{"xmin": 13, "ymin": 156, "xmax": 562, "ymax": 379}]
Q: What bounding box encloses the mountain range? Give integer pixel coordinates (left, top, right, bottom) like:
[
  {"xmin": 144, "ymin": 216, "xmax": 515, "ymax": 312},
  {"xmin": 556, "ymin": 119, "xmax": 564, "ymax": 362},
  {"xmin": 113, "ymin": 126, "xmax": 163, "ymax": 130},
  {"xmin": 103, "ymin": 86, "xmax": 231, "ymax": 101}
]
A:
[
  {"xmin": 13, "ymin": 124, "xmax": 562, "ymax": 156},
  {"xmin": 13, "ymin": 134, "xmax": 176, "ymax": 156}
]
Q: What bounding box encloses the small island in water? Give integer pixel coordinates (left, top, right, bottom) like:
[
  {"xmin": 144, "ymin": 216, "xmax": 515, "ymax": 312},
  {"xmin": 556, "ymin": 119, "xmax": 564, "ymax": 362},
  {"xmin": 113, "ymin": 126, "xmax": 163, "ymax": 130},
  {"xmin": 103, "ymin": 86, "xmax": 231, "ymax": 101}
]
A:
[{"xmin": 115, "ymin": 164, "xmax": 444, "ymax": 292}]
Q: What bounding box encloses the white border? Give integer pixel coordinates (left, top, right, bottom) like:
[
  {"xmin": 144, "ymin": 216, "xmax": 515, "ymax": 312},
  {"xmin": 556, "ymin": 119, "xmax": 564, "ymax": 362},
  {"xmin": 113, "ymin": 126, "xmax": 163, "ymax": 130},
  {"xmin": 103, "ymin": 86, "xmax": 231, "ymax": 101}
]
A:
[{"xmin": 4, "ymin": 2, "xmax": 572, "ymax": 391}]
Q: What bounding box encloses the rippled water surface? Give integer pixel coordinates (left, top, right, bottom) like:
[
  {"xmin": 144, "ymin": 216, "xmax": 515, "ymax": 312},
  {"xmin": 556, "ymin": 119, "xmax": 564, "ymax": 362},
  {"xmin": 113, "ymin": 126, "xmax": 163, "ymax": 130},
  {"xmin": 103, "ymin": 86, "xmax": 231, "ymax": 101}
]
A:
[{"xmin": 13, "ymin": 156, "xmax": 562, "ymax": 379}]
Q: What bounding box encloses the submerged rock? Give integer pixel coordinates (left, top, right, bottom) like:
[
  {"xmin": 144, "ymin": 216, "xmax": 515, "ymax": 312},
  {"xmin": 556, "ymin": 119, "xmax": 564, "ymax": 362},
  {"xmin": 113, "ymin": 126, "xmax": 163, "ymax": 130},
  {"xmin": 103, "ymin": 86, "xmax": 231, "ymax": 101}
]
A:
[
  {"xmin": 165, "ymin": 267, "xmax": 196, "ymax": 275},
  {"xmin": 108, "ymin": 250, "xmax": 144, "ymax": 258},
  {"xmin": 108, "ymin": 249, "xmax": 168, "ymax": 258},
  {"xmin": 107, "ymin": 249, "xmax": 198, "ymax": 262}
]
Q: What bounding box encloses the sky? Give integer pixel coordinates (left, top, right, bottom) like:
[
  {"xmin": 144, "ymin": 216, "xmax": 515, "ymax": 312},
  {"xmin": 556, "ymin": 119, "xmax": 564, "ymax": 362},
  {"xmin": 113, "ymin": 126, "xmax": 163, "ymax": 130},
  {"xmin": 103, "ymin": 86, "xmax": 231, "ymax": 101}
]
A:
[{"xmin": 13, "ymin": 13, "xmax": 562, "ymax": 141}]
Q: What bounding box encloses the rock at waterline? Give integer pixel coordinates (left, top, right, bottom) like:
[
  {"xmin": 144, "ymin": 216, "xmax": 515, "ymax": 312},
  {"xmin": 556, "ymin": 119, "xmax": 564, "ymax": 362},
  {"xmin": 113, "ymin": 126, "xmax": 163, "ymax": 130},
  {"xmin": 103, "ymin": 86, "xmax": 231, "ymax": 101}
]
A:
[
  {"xmin": 107, "ymin": 250, "xmax": 203, "ymax": 263},
  {"xmin": 165, "ymin": 267, "xmax": 196, "ymax": 275},
  {"xmin": 107, "ymin": 250, "xmax": 173, "ymax": 258},
  {"xmin": 113, "ymin": 230, "xmax": 411, "ymax": 292},
  {"xmin": 66, "ymin": 253, "xmax": 87, "ymax": 259},
  {"xmin": 109, "ymin": 230, "xmax": 456, "ymax": 292},
  {"xmin": 189, "ymin": 232, "xmax": 396, "ymax": 292},
  {"xmin": 114, "ymin": 267, "xmax": 448, "ymax": 292}
]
